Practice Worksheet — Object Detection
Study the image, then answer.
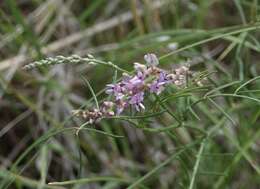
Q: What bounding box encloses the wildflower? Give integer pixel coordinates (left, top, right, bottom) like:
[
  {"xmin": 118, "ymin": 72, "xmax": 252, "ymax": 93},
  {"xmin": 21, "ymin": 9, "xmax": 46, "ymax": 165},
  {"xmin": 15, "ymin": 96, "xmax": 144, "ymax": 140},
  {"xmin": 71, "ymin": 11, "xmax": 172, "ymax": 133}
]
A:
[
  {"xmin": 103, "ymin": 101, "xmax": 114, "ymax": 107},
  {"xmin": 106, "ymin": 83, "xmax": 125, "ymax": 100},
  {"xmin": 116, "ymin": 99, "xmax": 128, "ymax": 115},
  {"xmin": 149, "ymin": 72, "xmax": 169, "ymax": 94},
  {"xmin": 101, "ymin": 101, "xmax": 115, "ymax": 116},
  {"xmin": 167, "ymin": 73, "xmax": 177, "ymax": 81},
  {"xmin": 149, "ymin": 81, "xmax": 163, "ymax": 95},
  {"xmin": 175, "ymin": 66, "xmax": 189, "ymax": 75},
  {"xmin": 125, "ymin": 75, "xmax": 144, "ymax": 91},
  {"xmin": 156, "ymin": 35, "xmax": 170, "ymax": 42},
  {"xmin": 74, "ymin": 53, "xmax": 193, "ymax": 122},
  {"xmin": 122, "ymin": 72, "xmax": 131, "ymax": 82},
  {"xmin": 173, "ymin": 65, "xmax": 189, "ymax": 86},
  {"xmin": 167, "ymin": 42, "xmax": 179, "ymax": 51},
  {"xmin": 72, "ymin": 109, "xmax": 103, "ymax": 124},
  {"xmin": 129, "ymin": 92, "xmax": 145, "ymax": 111},
  {"xmin": 134, "ymin": 62, "xmax": 147, "ymax": 72},
  {"xmin": 158, "ymin": 71, "xmax": 170, "ymax": 84},
  {"xmin": 144, "ymin": 53, "xmax": 159, "ymax": 67}
]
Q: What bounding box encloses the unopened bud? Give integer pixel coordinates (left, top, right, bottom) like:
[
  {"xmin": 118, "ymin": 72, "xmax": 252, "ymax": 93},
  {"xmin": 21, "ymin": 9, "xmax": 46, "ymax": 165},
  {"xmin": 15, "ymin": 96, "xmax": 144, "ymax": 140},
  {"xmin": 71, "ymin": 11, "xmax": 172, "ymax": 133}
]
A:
[{"xmin": 144, "ymin": 53, "xmax": 159, "ymax": 67}]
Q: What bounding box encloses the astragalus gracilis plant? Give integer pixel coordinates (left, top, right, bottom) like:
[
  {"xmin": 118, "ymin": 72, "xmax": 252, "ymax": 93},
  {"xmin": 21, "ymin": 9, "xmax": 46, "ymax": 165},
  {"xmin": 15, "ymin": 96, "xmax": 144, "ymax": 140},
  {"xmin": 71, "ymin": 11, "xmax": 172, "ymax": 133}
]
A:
[
  {"xmin": 24, "ymin": 53, "xmax": 200, "ymax": 127},
  {"xmin": 21, "ymin": 51, "xmax": 260, "ymax": 189}
]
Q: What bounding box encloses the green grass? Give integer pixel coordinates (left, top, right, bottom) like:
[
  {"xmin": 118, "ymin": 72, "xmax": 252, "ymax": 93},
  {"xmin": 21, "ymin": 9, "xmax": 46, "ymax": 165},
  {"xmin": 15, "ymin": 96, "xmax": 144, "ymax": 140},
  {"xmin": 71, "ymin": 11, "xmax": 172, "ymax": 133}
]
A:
[{"xmin": 0, "ymin": 0, "xmax": 259, "ymax": 189}]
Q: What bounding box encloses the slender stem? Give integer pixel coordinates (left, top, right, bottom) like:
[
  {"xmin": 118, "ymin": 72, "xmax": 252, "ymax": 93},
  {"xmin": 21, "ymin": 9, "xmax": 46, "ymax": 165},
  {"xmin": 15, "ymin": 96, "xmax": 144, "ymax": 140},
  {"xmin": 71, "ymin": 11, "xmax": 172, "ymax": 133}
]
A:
[{"xmin": 189, "ymin": 139, "xmax": 206, "ymax": 189}]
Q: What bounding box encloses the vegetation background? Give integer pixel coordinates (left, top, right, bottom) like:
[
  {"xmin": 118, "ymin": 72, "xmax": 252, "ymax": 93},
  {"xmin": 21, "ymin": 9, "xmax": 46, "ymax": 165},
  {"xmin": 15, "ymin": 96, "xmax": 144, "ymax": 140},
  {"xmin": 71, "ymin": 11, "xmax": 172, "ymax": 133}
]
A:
[{"xmin": 0, "ymin": 0, "xmax": 259, "ymax": 188}]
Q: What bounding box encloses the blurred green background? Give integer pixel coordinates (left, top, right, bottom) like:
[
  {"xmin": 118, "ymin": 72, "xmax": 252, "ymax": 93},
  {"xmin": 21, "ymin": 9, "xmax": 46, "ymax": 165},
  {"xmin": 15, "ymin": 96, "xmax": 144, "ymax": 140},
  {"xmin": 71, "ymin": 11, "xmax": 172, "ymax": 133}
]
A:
[{"xmin": 0, "ymin": 0, "xmax": 260, "ymax": 188}]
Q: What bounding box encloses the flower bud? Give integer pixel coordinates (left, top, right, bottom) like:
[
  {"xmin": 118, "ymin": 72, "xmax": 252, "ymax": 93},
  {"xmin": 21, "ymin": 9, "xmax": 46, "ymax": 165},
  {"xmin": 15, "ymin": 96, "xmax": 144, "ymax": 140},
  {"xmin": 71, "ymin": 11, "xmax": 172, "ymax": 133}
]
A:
[
  {"xmin": 134, "ymin": 62, "xmax": 147, "ymax": 72},
  {"xmin": 144, "ymin": 53, "xmax": 159, "ymax": 67},
  {"xmin": 103, "ymin": 101, "xmax": 114, "ymax": 108}
]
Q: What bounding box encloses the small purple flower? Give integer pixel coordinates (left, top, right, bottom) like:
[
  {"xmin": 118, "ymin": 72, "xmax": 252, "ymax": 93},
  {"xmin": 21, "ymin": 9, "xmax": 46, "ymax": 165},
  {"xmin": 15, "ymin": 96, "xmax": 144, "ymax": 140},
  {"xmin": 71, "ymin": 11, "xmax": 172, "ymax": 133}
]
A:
[
  {"xmin": 149, "ymin": 81, "xmax": 164, "ymax": 95},
  {"xmin": 149, "ymin": 71, "xmax": 169, "ymax": 94},
  {"xmin": 106, "ymin": 84, "xmax": 120, "ymax": 94},
  {"xmin": 106, "ymin": 83, "xmax": 125, "ymax": 100},
  {"xmin": 158, "ymin": 72, "xmax": 169, "ymax": 83},
  {"xmin": 129, "ymin": 76, "xmax": 143, "ymax": 88},
  {"xmin": 136, "ymin": 71, "xmax": 146, "ymax": 80},
  {"xmin": 123, "ymin": 72, "xmax": 145, "ymax": 92},
  {"xmin": 129, "ymin": 92, "xmax": 145, "ymax": 111},
  {"xmin": 144, "ymin": 53, "xmax": 159, "ymax": 67}
]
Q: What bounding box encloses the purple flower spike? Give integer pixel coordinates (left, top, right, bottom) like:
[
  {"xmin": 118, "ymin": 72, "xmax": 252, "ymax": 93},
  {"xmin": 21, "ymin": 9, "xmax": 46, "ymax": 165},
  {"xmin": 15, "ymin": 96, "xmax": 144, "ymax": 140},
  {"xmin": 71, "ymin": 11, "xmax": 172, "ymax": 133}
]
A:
[
  {"xmin": 73, "ymin": 52, "xmax": 193, "ymax": 122},
  {"xmin": 144, "ymin": 53, "xmax": 159, "ymax": 67}
]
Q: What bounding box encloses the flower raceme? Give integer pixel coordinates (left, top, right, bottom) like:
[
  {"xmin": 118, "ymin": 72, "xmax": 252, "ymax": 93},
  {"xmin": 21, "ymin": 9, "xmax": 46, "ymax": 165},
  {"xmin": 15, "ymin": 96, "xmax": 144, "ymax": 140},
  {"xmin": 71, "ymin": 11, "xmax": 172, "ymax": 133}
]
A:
[{"xmin": 74, "ymin": 53, "xmax": 190, "ymax": 123}]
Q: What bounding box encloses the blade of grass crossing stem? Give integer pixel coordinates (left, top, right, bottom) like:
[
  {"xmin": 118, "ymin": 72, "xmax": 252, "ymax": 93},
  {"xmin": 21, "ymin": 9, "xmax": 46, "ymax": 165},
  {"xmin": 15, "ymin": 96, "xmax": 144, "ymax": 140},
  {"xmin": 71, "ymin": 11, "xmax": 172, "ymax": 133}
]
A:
[
  {"xmin": 100, "ymin": 122, "xmax": 120, "ymax": 153},
  {"xmin": 155, "ymin": 95, "xmax": 182, "ymax": 124},
  {"xmin": 0, "ymin": 128, "xmax": 60, "ymax": 189},
  {"xmin": 207, "ymin": 97, "xmax": 236, "ymax": 126},
  {"xmin": 205, "ymin": 81, "xmax": 241, "ymax": 97},
  {"xmin": 239, "ymin": 89, "xmax": 260, "ymax": 93},
  {"xmin": 188, "ymin": 106, "xmax": 201, "ymax": 120},
  {"xmin": 187, "ymin": 95, "xmax": 201, "ymax": 120},
  {"xmin": 190, "ymin": 98, "xmax": 260, "ymax": 187},
  {"xmin": 191, "ymin": 95, "xmax": 259, "ymax": 177},
  {"xmin": 191, "ymin": 96, "xmax": 218, "ymax": 124},
  {"xmin": 81, "ymin": 127, "xmax": 124, "ymax": 138},
  {"xmin": 48, "ymin": 176, "xmax": 129, "ymax": 186},
  {"xmin": 222, "ymin": 127, "xmax": 260, "ymax": 175},
  {"xmin": 0, "ymin": 169, "xmax": 58, "ymax": 189},
  {"xmin": 188, "ymin": 139, "xmax": 206, "ymax": 189},
  {"xmin": 81, "ymin": 75, "xmax": 99, "ymax": 109},
  {"xmin": 235, "ymin": 32, "xmax": 248, "ymax": 80},
  {"xmin": 251, "ymin": 0, "xmax": 258, "ymax": 22},
  {"xmin": 2, "ymin": 146, "xmax": 49, "ymax": 189},
  {"xmin": 234, "ymin": 0, "xmax": 247, "ymax": 24},
  {"xmin": 79, "ymin": 0, "xmax": 105, "ymax": 24},
  {"xmin": 217, "ymin": 39, "xmax": 237, "ymax": 62},
  {"xmin": 2, "ymin": 127, "xmax": 123, "ymax": 188},
  {"xmin": 248, "ymin": 34, "xmax": 260, "ymax": 49},
  {"xmin": 119, "ymin": 24, "xmax": 260, "ymax": 53},
  {"xmin": 208, "ymin": 94, "xmax": 260, "ymax": 104},
  {"xmin": 109, "ymin": 109, "xmax": 166, "ymax": 120},
  {"xmin": 213, "ymin": 128, "xmax": 260, "ymax": 188},
  {"xmin": 107, "ymin": 70, "xmax": 118, "ymax": 101},
  {"xmin": 234, "ymin": 75, "xmax": 260, "ymax": 94},
  {"xmin": 76, "ymin": 135, "xmax": 82, "ymax": 178},
  {"xmin": 198, "ymin": 171, "xmax": 227, "ymax": 176},
  {"xmin": 224, "ymin": 35, "xmax": 260, "ymax": 52},
  {"xmin": 159, "ymin": 23, "xmax": 260, "ymax": 60},
  {"xmin": 38, "ymin": 145, "xmax": 49, "ymax": 189},
  {"xmin": 140, "ymin": 123, "xmax": 180, "ymax": 133},
  {"xmin": 5, "ymin": 0, "xmax": 42, "ymax": 57},
  {"xmin": 126, "ymin": 140, "xmax": 201, "ymax": 189}
]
